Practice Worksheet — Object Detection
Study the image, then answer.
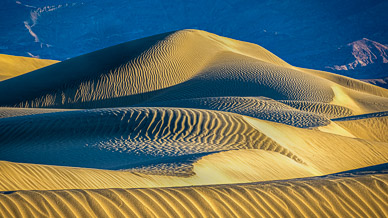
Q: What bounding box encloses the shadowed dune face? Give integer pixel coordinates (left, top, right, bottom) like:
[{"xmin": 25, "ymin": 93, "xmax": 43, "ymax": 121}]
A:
[
  {"xmin": 1, "ymin": 29, "xmax": 388, "ymax": 217},
  {"xmin": 138, "ymin": 96, "xmax": 331, "ymax": 128},
  {"xmin": 0, "ymin": 107, "xmax": 297, "ymax": 170}
]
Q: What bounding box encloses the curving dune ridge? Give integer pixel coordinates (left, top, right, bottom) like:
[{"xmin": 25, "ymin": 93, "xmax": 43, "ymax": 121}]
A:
[{"xmin": 0, "ymin": 29, "xmax": 388, "ymax": 217}]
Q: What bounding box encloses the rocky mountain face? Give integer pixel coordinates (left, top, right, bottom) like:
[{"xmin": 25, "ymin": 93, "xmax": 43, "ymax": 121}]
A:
[
  {"xmin": 361, "ymin": 77, "xmax": 388, "ymax": 89},
  {"xmin": 326, "ymin": 38, "xmax": 388, "ymax": 79}
]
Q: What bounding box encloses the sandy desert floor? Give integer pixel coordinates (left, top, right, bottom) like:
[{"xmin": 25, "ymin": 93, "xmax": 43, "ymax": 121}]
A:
[{"xmin": 0, "ymin": 29, "xmax": 387, "ymax": 217}]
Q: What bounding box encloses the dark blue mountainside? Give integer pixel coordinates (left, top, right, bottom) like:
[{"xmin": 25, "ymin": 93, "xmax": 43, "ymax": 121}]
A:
[{"xmin": 1, "ymin": 0, "xmax": 387, "ymax": 80}]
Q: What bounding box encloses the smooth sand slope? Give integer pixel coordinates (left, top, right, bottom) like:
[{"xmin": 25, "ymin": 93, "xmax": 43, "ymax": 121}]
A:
[
  {"xmin": 1, "ymin": 29, "xmax": 388, "ymax": 217},
  {"xmin": 0, "ymin": 54, "xmax": 58, "ymax": 81},
  {"xmin": 333, "ymin": 112, "xmax": 388, "ymax": 143},
  {"xmin": 1, "ymin": 173, "xmax": 387, "ymax": 218}
]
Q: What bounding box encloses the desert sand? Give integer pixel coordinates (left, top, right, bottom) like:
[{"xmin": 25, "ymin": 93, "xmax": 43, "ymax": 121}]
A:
[
  {"xmin": 0, "ymin": 54, "xmax": 58, "ymax": 81},
  {"xmin": 0, "ymin": 29, "xmax": 387, "ymax": 217}
]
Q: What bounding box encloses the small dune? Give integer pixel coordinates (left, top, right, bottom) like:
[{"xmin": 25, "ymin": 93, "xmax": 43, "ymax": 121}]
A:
[
  {"xmin": 333, "ymin": 112, "xmax": 388, "ymax": 143},
  {"xmin": 0, "ymin": 54, "xmax": 58, "ymax": 81}
]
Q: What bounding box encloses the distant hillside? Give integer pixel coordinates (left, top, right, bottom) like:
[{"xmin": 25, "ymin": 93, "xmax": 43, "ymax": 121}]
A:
[
  {"xmin": 361, "ymin": 77, "xmax": 388, "ymax": 89},
  {"xmin": 326, "ymin": 38, "xmax": 388, "ymax": 79}
]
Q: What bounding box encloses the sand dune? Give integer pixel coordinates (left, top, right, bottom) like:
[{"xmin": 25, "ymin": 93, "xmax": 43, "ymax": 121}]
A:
[
  {"xmin": 1, "ymin": 107, "xmax": 387, "ymax": 189},
  {"xmin": 0, "ymin": 30, "xmax": 387, "ymax": 114},
  {"xmin": 0, "ymin": 107, "xmax": 290, "ymax": 170},
  {"xmin": 1, "ymin": 29, "xmax": 388, "ymax": 217},
  {"xmin": 1, "ymin": 173, "xmax": 386, "ymax": 217},
  {"xmin": 0, "ymin": 54, "xmax": 58, "ymax": 81}
]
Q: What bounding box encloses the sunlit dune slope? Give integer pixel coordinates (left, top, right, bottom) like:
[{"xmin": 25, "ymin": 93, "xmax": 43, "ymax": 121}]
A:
[
  {"xmin": 0, "ymin": 30, "xmax": 387, "ymax": 115},
  {"xmin": 0, "ymin": 150, "xmax": 315, "ymax": 191},
  {"xmin": 333, "ymin": 112, "xmax": 388, "ymax": 143},
  {"xmin": 1, "ymin": 173, "xmax": 387, "ymax": 218},
  {"xmin": 0, "ymin": 107, "xmax": 72, "ymax": 118},
  {"xmin": 0, "ymin": 54, "xmax": 58, "ymax": 81}
]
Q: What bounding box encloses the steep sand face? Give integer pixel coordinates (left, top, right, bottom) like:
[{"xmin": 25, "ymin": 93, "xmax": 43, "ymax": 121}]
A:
[
  {"xmin": 1, "ymin": 30, "xmax": 388, "ymax": 217},
  {"xmin": 0, "ymin": 54, "xmax": 58, "ymax": 81},
  {"xmin": 1, "ymin": 173, "xmax": 387, "ymax": 218}
]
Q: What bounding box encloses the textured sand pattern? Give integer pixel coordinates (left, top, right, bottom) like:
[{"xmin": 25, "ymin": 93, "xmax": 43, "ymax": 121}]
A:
[
  {"xmin": 278, "ymin": 100, "xmax": 354, "ymax": 118},
  {"xmin": 0, "ymin": 150, "xmax": 316, "ymax": 191},
  {"xmin": 139, "ymin": 97, "xmax": 331, "ymax": 128},
  {"xmin": 0, "ymin": 107, "xmax": 300, "ymax": 169},
  {"xmin": 0, "ymin": 107, "xmax": 71, "ymax": 118},
  {"xmin": 0, "ymin": 173, "xmax": 386, "ymax": 218}
]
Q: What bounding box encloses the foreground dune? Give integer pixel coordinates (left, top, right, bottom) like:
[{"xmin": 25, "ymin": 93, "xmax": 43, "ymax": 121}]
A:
[
  {"xmin": 1, "ymin": 173, "xmax": 387, "ymax": 217},
  {"xmin": 0, "ymin": 29, "xmax": 387, "ymax": 217},
  {"xmin": 0, "ymin": 54, "xmax": 58, "ymax": 81}
]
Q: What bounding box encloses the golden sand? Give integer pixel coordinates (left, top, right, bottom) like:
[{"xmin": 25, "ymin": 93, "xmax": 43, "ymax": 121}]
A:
[
  {"xmin": 0, "ymin": 54, "xmax": 58, "ymax": 81},
  {"xmin": 0, "ymin": 173, "xmax": 386, "ymax": 217}
]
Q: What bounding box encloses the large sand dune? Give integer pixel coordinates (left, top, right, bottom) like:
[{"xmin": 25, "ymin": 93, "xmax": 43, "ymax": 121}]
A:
[
  {"xmin": 1, "ymin": 29, "xmax": 388, "ymax": 217},
  {"xmin": 0, "ymin": 30, "xmax": 387, "ymax": 113}
]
